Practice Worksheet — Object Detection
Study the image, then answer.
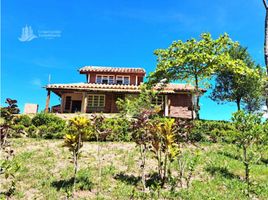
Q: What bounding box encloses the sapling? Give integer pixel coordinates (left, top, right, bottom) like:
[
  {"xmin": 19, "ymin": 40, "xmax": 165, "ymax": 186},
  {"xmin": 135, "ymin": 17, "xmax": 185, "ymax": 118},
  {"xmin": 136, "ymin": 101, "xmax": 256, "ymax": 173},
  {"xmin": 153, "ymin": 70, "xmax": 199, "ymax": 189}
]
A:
[
  {"xmin": 132, "ymin": 109, "xmax": 158, "ymax": 191},
  {"xmin": 91, "ymin": 114, "xmax": 110, "ymax": 197},
  {"xmin": 231, "ymin": 111, "xmax": 265, "ymax": 196},
  {"xmin": 63, "ymin": 116, "xmax": 90, "ymax": 197}
]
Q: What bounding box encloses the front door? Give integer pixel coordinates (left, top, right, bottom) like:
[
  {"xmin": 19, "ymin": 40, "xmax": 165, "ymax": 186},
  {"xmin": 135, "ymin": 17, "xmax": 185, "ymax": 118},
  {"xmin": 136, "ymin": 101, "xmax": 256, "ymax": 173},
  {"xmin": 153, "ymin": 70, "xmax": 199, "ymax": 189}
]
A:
[{"xmin": 71, "ymin": 100, "xmax": 82, "ymax": 113}]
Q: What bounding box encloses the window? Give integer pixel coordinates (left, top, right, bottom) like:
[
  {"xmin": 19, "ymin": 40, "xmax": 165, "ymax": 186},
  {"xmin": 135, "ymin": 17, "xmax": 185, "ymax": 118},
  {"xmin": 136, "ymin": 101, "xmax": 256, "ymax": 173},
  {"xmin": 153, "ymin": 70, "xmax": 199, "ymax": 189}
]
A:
[
  {"xmin": 87, "ymin": 95, "xmax": 105, "ymax": 108},
  {"xmin": 109, "ymin": 76, "xmax": 114, "ymax": 84},
  {"xmin": 116, "ymin": 76, "xmax": 123, "ymax": 84},
  {"xmin": 102, "ymin": 76, "xmax": 108, "ymax": 84},
  {"xmin": 95, "ymin": 75, "xmax": 114, "ymax": 84},
  {"xmin": 116, "ymin": 76, "xmax": 130, "ymax": 85},
  {"xmin": 124, "ymin": 77, "xmax": 130, "ymax": 85},
  {"xmin": 96, "ymin": 75, "xmax": 102, "ymax": 84},
  {"xmin": 152, "ymin": 95, "xmax": 164, "ymax": 107}
]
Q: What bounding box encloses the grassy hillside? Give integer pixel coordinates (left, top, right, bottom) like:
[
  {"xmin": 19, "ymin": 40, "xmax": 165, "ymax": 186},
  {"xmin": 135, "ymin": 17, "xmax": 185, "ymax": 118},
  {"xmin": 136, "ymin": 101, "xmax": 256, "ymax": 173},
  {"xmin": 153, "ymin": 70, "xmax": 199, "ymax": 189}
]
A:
[{"xmin": 1, "ymin": 138, "xmax": 267, "ymax": 200}]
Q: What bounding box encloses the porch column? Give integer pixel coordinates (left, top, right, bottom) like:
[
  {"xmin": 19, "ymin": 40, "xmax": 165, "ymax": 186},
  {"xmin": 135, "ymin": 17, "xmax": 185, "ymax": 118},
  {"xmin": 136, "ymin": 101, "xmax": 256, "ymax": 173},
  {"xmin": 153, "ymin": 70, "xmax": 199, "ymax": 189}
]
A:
[
  {"xmin": 164, "ymin": 95, "xmax": 169, "ymax": 117},
  {"xmin": 45, "ymin": 90, "xmax": 51, "ymax": 113},
  {"xmin": 60, "ymin": 94, "xmax": 65, "ymax": 113},
  {"xmin": 191, "ymin": 93, "xmax": 196, "ymax": 119},
  {"xmin": 81, "ymin": 92, "xmax": 88, "ymax": 113}
]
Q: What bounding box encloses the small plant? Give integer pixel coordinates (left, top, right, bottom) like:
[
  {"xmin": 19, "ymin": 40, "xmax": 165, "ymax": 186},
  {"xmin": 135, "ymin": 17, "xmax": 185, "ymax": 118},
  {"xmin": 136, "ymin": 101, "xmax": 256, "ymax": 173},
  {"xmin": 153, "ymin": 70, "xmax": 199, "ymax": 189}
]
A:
[
  {"xmin": 132, "ymin": 109, "xmax": 159, "ymax": 191},
  {"xmin": 231, "ymin": 111, "xmax": 265, "ymax": 196},
  {"xmin": 63, "ymin": 116, "xmax": 91, "ymax": 197},
  {"xmin": 91, "ymin": 114, "xmax": 110, "ymax": 196},
  {"xmin": 150, "ymin": 118, "xmax": 180, "ymax": 188},
  {"xmin": 176, "ymin": 150, "xmax": 199, "ymax": 189},
  {"xmin": 0, "ymin": 98, "xmax": 20, "ymax": 198}
]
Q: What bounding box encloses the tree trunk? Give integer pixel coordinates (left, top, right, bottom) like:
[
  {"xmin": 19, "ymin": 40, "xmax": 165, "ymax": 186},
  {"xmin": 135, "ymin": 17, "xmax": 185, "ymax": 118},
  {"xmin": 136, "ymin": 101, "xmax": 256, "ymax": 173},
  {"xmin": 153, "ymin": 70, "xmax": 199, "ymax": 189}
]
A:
[
  {"xmin": 236, "ymin": 99, "xmax": 241, "ymax": 111},
  {"xmin": 263, "ymin": 0, "xmax": 268, "ymax": 108},
  {"xmin": 243, "ymin": 145, "xmax": 250, "ymax": 196},
  {"xmin": 194, "ymin": 75, "xmax": 200, "ymax": 120},
  {"xmin": 161, "ymin": 153, "xmax": 168, "ymax": 187},
  {"xmin": 140, "ymin": 144, "xmax": 147, "ymax": 191}
]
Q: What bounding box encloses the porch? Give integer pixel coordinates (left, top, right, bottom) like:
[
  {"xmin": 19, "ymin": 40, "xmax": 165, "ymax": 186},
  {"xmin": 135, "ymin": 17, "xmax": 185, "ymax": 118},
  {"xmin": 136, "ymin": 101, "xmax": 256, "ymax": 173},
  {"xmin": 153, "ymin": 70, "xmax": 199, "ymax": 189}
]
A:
[{"xmin": 45, "ymin": 90, "xmax": 170, "ymax": 116}]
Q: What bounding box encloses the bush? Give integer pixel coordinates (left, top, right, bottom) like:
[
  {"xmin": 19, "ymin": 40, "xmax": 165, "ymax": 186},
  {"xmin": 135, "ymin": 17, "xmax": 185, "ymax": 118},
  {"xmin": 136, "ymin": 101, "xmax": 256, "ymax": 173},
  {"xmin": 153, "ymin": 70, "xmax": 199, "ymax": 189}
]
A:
[
  {"xmin": 37, "ymin": 124, "xmax": 66, "ymax": 139},
  {"xmin": 32, "ymin": 113, "xmax": 64, "ymax": 127},
  {"xmin": 26, "ymin": 125, "xmax": 38, "ymax": 138},
  {"xmin": 102, "ymin": 118, "xmax": 132, "ymax": 142},
  {"xmin": 189, "ymin": 120, "xmax": 235, "ymax": 142},
  {"xmin": 13, "ymin": 115, "xmax": 32, "ymax": 127},
  {"xmin": 31, "ymin": 113, "xmax": 66, "ymax": 139}
]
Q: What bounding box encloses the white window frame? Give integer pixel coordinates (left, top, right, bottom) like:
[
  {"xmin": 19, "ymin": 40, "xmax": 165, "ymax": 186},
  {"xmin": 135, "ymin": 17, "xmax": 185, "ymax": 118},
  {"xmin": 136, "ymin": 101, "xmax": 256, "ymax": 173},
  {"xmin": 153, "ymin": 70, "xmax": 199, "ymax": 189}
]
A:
[
  {"xmin": 96, "ymin": 74, "xmax": 115, "ymax": 84},
  {"xmin": 87, "ymin": 94, "xmax": 105, "ymax": 107},
  {"xmin": 116, "ymin": 75, "xmax": 130, "ymax": 85}
]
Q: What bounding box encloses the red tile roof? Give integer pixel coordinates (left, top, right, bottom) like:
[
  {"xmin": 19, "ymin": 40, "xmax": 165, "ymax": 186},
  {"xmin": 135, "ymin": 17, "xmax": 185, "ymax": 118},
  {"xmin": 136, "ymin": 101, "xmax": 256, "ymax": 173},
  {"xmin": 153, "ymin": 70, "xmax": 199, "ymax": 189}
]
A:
[
  {"xmin": 79, "ymin": 66, "xmax": 146, "ymax": 74},
  {"xmin": 46, "ymin": 83, "xmax": 206, "ymax": 93}
]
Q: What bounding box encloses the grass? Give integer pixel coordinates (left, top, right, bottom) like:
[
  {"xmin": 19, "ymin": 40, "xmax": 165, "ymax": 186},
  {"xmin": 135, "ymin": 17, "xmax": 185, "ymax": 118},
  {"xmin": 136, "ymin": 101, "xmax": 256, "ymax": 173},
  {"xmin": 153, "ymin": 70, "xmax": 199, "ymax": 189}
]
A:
[{"xmin": 1, "ymin": 138, "xmax": 267, "ymax": 199}]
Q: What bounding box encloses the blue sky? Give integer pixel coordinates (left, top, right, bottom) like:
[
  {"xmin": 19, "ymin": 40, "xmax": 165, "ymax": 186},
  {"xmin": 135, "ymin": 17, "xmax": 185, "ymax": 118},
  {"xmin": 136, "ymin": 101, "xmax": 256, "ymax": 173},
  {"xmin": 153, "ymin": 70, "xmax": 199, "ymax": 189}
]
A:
[{"xmin": 1, "ymin": 0, "xmax": 266, "ymax": 120}]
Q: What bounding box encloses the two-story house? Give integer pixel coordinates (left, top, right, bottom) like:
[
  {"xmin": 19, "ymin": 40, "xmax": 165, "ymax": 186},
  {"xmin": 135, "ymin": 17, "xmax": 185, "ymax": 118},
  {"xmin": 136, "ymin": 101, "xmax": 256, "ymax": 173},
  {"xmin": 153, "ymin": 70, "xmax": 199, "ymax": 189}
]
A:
[{"xmin": 45, "ymin": 66, "xmax": 206, "ymax": 118}]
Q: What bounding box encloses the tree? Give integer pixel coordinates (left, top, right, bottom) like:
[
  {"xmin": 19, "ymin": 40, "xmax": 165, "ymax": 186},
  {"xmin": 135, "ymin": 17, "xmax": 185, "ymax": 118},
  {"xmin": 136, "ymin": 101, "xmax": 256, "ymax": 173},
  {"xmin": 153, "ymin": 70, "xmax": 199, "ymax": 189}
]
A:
[
  {"xmin": 262, "ymin": 0, "xmax": 268, "ymax": 112},
  {"xmin": 210, "ymin": 45, "xmax": 265, "ymax": 112},
  {"xmin": 231, "ymin": 111, "xmax": 265, "ymax": 196},
  {"xmin": 263, "ymin": 0, "xmax": 268, "ymax": 73},
  {"xmin": 149, "ymin": 33, "xmax": 241, "ymax": 119},
  {"xmin": 63, "ymin": 116, "xmax": 91, "ymax": 197}
]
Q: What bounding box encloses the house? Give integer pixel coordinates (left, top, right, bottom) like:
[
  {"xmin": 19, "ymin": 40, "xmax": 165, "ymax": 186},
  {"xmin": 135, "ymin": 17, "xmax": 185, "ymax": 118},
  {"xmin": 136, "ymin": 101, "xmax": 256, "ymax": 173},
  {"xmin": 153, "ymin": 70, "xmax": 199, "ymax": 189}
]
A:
[{"xmin": 45, "ymin": 66, "xmax": 206, "ymax": 119}]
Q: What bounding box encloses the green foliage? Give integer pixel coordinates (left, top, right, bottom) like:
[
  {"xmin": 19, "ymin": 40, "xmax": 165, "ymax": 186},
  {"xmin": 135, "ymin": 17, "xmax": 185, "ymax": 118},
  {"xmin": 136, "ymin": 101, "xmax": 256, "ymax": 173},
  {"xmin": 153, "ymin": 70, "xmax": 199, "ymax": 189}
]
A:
[
  {"xmin": 0, "ymin": 98, "xmax": 20, "ymax": 199},
  {"xmin": 64, "ymin": 116, "xmax": 91, "ymax": 152},
  {"xmin": 230, "ymin": 111, "xmax": 267, "ymax": 195},
  {"xmin": 210, "ymin": 45, "xmax": 265, "ymax": 112},
  {"xmin": 63, "ymin": 116, "xmax": 92, "ymax": 197},
  {"xmin": 13, "ymin": 115, "xmax": 32, "ymax": 127},
  {"xmin": 190, "ymin": 120, "xmax": 235, "ymax": 142},
  {"xmin": 231, "ymin": 111, "xmax": 264, "ymax": 148},
  {"xmin": 116, "ymin": 84, "xmax": 160, "ymax": 118},
  {"xmin": 32, "ymin": 113, "xmax": 64, "ymax": 127},
  {"xmin": 149, "ymin": 33, "xmax": 239, "ymax": 118},
  {"xmin": 102, "ymin": 117, "xmax": 132, "ymax": 142},
  {"xmin": 174, "ymin": 149, "xmax": 200, "ymax": 190},
  {"xmin": 31, "ymin": 113, "xmax": 66, "ymax": 139},
  {"xmin": 150, "ymin": 118, "xmax": 180, "ymax": 187}
]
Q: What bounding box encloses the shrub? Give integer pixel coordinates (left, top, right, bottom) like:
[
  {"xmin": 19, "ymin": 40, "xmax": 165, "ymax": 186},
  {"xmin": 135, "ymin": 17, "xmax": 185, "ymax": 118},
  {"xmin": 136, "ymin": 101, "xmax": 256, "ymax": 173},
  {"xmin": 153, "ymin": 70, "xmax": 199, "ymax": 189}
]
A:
[
  {"xmin": 32, "ymin": 113, "xmax": 64, "ymax": 126},
  {"xmin": 63, "ymin": 116, "xmax": 91, "ymax": 197},
  {"xmin": 37, "ymin": 124, "xmax": 66, "ymax": 139},
  {"xmin": 31, "ymin": 113, "xmax": 66, "ymax": 139},
  {"xmin": 26, "ymin": 125, "xmax": 38, "ymax": 138},
  {"xmin": 189, "ymin": 120, "xmax": 235, "ymax": 142},
  {"xmin": 13, "ymin": 115, "xmax": 32, "ymax": 127},
  {"xmin": 102, "ymin": 118, "xmax": 132, "ymax": 142}
]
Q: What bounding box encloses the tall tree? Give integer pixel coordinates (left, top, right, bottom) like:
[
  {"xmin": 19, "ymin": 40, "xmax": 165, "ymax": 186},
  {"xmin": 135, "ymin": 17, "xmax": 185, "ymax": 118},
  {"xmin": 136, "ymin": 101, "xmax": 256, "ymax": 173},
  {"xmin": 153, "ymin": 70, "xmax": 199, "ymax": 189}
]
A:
[
  {"xmin": 210, "ymin": 45, "xmax": 265, "ymax": 112},
  {"xmin": 263, "ymin": 0, "xmax": 268, "ymax": 72},
  {"xmin": 262, "ymin": 0, "xmax": 268, "ymax": 111},
  {"xmin": 149, "ymin": 33, "xmax": 243, "ymax": 119}
]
